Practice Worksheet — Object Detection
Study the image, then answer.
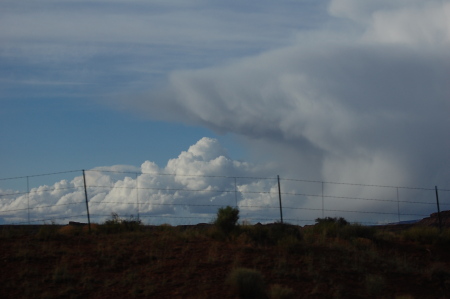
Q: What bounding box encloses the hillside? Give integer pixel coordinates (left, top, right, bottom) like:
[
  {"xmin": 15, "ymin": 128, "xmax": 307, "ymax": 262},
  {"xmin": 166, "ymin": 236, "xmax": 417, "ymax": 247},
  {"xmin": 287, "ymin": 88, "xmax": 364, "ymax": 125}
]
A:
[{"xmin": 1, "ymin": 217, "xmax": 450, "ymax": 298}]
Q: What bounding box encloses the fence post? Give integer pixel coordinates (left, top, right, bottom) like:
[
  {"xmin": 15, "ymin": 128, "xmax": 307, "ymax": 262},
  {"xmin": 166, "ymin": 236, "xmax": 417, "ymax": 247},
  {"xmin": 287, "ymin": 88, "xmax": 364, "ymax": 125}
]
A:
[
  {"xmin": 82, "ymin": 170, "xmax": 91, "ymax": 232},
  {"xmin": 435, "ymin": 186, "xmax": 442, "ymax": 231},
  {"xmin": 322, "ymin": 181, "xmax": 324, "ymax": 218},
  {"xmin": 277, "ymin": 175, "xmax": 283, "ymax": 224},
  {"xmin": 397, "ymin": 187, "xmax": 400, "ymax": 223},
  {"xmin": 136, "ymin": 172, "xmax": 140, "ymax": 221},
  {"xmin": 234, "ymin": 177, "xmax": 238, "ymax": 208},
  {"xmin": 26, "ymin": 176, "xmax": 30, "ymax": 224}
]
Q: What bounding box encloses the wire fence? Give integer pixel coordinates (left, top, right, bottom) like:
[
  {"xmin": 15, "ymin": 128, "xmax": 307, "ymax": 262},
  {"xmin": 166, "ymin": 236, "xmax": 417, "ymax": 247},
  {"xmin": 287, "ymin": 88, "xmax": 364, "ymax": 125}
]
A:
[{"xmin": 0, "ymin": 169, "xmax": 448, "ymax": 226}]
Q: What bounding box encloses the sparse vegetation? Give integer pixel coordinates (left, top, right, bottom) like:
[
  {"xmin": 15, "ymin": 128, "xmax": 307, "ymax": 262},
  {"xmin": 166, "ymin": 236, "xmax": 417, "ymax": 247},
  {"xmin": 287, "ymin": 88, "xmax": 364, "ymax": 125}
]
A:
[
  {"xmin": 402, "ymin": 226, "xmax": 440, "ymax": 244},
  {"xmin": 228, "ymin": 268, "xmax": 266, "ymax": 299},
  {"xmin": 36, "ymin": 223, "xmax": 60, "ymax": 240},
  {"xmin": 241, "ymin": 222, "xmax": 302, "ymax": 248},
  {"xmin": 1, "ymin": 214, "xmax": 450, "ymax": 298},
  {"xmin": 311, "ymin": 217, "xmax": 375, "ymax": 240},
  {"xmin": 100, "ymin": 212, "xmax": 142, "ymax": 233},
  {"xmin": 365, "ymin": 274, "xmax": 386, "ymax": 296},
  {"xmin": 269, "ymin": 284, "xmax": 295, "ymax": 299},
  {"xmin": 213, "ymin": 205, "xmax": 240, "ymax": 235}
]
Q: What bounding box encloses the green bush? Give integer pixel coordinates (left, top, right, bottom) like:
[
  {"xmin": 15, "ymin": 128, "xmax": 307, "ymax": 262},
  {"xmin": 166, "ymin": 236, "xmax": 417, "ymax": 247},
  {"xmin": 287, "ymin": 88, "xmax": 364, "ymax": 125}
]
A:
[
  {"xmin": 313, "ymin": 217, "xmax": 349, "ymax": 238},
  {"xmin": 214, "ymin": 206, "xmax": 239, "ymax": 234},
  {"xmin": 437, "ymin": 228, "xmax": 450, "ymax": 245},
  {"xmin": 228, "ymin": 268, "xmax": 266, "ymax": 299},
  {"xmin": 365, "ymin": 274, "xmax": 386, "ymax": 296},
  {"xmin": 402, "ymin": 226, "xmax": 440, "ymax": 244},
  {"xmin": 36, "ymin": 223, "xmax": 60, "ymax": 240},
  {"xmin": 315, "ymin": 217, "xmax": 349, "ymax": 226},
  {"xmin": 100, "ymin": 213, "xmax": 142, "ymax": 233},
  {"xmin": 269, "ymin": 284, "xmax": 295, "ymax": 299},
  {"xmin": 242, "ymin": 223, "xmax": 302, "ymax": 248},
  {"xmin": 340, "ymin": 223, "xmax": 376, "ymax": 240},
  {"xmin": 312, "ymin": 217, "xmax": 375, "ymax": 240}
]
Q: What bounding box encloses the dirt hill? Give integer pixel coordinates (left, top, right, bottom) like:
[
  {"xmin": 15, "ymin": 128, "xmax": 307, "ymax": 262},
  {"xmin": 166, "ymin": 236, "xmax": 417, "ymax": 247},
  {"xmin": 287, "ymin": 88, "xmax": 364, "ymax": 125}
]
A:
[{"xmin": 416, "ymin": 210, "xmax": 450, "ymax": 227}]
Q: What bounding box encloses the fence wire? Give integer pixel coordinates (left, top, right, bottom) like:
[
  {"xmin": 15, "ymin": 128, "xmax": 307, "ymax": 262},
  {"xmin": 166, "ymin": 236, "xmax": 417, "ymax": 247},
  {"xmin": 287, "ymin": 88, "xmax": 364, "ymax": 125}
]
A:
[{"xmin": 0, "ymin": 169, "xmax": 448, "ymax": 226}]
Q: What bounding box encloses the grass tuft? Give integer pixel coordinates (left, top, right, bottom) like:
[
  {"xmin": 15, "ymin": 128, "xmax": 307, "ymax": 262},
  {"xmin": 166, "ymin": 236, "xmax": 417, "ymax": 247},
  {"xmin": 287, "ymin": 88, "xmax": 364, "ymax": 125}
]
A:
[
  {"xmin": 402, "ymin": 226, "xmax": 440, "ymax": 244},
  {"xmin": 228, "ymin": 267, "xmax": 267, "ymax": 299},
  {"xmin": 99, "ymin": 213, "xmax": 142, "ymax": 233},
  {"xmin": 269, "ymin": 284, "xmax": 295, "ymax": 299}
]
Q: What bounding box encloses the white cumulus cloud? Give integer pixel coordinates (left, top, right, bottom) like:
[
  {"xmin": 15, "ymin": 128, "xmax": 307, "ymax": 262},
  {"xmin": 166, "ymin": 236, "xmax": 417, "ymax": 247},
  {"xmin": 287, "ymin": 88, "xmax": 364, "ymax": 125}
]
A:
[{"xmin": 1, "ymin": 137, "xmax": 445, "ymax": 226}]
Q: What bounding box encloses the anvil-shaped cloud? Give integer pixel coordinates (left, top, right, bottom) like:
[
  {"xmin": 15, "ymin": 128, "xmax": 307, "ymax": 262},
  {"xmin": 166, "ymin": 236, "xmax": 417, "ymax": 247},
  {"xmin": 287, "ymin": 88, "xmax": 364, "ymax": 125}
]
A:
[{"xmin": 120, "ymin": 0, "xmax": 450, "ymax": 191}]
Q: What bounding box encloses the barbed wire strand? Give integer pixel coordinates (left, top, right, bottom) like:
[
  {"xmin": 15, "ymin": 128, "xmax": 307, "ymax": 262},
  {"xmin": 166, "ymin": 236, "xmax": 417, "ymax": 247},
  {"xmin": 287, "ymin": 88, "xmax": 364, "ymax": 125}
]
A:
[{"xmin": 2, "ymin": 168, "xmax": 447, "ymax": 191}]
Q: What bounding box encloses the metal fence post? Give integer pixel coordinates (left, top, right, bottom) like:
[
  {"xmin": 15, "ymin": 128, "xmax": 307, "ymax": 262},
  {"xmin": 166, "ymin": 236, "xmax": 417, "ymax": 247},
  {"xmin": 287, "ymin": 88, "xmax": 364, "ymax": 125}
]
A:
[
  {"xmin": 234, "ymin": 177, "xmax": 238, "ymax": 208},
  {"xmin": 136, "ymin": 172, "xmax": 140, "ymax": 221},
  {"xmin": 435, "ymin": 186, "xmax": 442, "ymax": 231},
  {"xmin": 26, "ymin": 176, "xmax": 30, "ymax": 224},
  {"xmin": 322, "ymin": 181, "xmax": 324, "ymax": 218},
  {"xmin": 83, "ymin": 170, "xmax": 91, "ymax": 232},
  {"xmin": 277, "ymin": 175, "xmax": 283, "ymax": 224},
  {"xmin": 397, "ymin": 187, "xmax": 400, "ymax": 223}
]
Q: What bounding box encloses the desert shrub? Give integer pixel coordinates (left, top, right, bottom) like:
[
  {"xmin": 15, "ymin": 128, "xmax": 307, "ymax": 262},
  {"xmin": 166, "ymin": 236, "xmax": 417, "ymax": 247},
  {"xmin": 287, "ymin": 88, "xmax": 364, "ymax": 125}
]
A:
[
  {"xmin": 277, "ymin": 235, "xmax": 303, "ymax": 253},
  {"xmin": 402, "ymin": 226, "xmax": 440, "ymax": 244},
  {"xmin": 269, "ymin": 284, "xmax": 295, "ymax": 299},
  {"xmin": 313, "ymin": 217, "xmax": 349, "ymax": 238},
  {"xmin": 374, "ymin": 230, "xmax": 399, "ymax": 243},
  {"xmin": 100, "ymin": 213, "xmax": 142, "ymax": 233},
  {"xmin": 365, "ymin": 274, "xmax": 386, "ymax": 296},
  {"xmin": 0, "ymin": 226, "xmax": 29, "ymax": 239},
  {"xmin": 351, "ymin": 237, "xmax": 375, "ymax": 250},
  {"xmin": 52, "ymin": 264, "xmax": 72, "ymax": 283},
  {"xmin": 315, "ymin": 217, "xmax": 349, "ymax": 226},
  {"xmin": 312, "ymin": 217, "xmax": 375, "ymax": 240},
  {"xmin": 58, "ymin": 225, "xmax": 81, "ymax": 236},
  {"xmin": 427, "ymin": 262, "xmax": 450, "ymax": 285},
  {"xmin": 82, "ymin": 223, "xmax": 99, "ymax": 234},
  {"xmin": 269, "ymin": 223, "xmax": 302, "ymax": 243},
  {"xmin": 436, "ymin": 228, "xmax": 450, "ymax": 245},
  {"xmin": 241, "ymin": 223, "xmax": 302, "ymax": 248},
  {"xmin": 228, "ymin": 268, "xmax": 266, "ymax": 299},
  {"xmin": 36, "ymin": 223, "xmax": 60, "ymax": 240},
  {"xmin": 339, "ymin": 223, "xmax": 376, "ymax": 240},
  {"xmin": 214, "ymin": 206, "xmax": 239, "ymax": 235},
  {"xmin": 242, "ymin": 224, "xmax": 269, "ymax": 245}
]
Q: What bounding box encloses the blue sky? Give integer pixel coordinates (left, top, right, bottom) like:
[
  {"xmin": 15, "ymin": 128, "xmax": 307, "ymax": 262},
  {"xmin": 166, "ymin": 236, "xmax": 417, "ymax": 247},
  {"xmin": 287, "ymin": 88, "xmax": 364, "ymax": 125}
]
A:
[
  {"xmin": 1, "ymin": 0, "xmax": 330, "ymax": 177},
  {"xmin": 1, "ymin": 0, "xmax": 449, "ymax": 224}
]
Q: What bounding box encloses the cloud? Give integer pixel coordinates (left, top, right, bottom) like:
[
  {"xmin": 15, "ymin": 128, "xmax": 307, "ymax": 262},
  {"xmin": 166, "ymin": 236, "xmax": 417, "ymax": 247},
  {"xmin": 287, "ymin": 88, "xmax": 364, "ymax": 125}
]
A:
[
  {"xmin": 0, "ymin": 0, "xmax": 329, "ymax": 98},
  {"xmin": 109, "ymin": 0, "xmax": 450, "ymax": 224},
  {"xmin": 1, "ymin": 138, "xmax": 445, "ymax": 225},
  {"xmin": 121, "ymin": 0, "xmax": 450, "ymax": 190},
  {"xmin": 0, "ymin": 138, "xmax": 282, "ymax": 225},
  {"xmin": 1, "ymin": 0, "xmax": 448, "ymax": 225}
]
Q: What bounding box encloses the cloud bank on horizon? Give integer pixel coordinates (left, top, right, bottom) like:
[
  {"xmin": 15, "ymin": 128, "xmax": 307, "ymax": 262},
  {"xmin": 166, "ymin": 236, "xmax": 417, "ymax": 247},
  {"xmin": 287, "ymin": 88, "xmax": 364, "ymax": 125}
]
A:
[
  {"xmin": 120, "ymin": 0, "xmax": 450, "ymax": 190},
  {"xmin": 0, "ymin": 137, "xmax": 445, "ymax": 225},
  {"xmin": 0, "ymin": 138, "xmax": 288, "ymax": 225}
]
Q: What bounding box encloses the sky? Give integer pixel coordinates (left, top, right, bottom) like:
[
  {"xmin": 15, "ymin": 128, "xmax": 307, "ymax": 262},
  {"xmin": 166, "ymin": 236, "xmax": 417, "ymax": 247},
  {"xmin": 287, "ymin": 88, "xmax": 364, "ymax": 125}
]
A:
[{"xmin": 1, "ymin": 0, "xmax": 449, "ymax": 225}]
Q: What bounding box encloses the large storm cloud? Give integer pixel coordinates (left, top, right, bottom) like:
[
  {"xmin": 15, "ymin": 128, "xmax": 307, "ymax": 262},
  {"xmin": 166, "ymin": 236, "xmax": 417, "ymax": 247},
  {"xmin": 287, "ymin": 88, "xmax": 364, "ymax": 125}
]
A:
[{"xmin": 121, "ymin": 0, "xmax": 450, "ymax": 190}]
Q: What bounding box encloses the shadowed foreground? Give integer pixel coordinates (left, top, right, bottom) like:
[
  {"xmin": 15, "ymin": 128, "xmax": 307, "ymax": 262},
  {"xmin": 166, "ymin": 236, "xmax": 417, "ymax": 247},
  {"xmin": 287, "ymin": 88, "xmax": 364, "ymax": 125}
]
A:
[{"xmin": 1, "ymin": 221, "xmax": 450, "ymax": 298}]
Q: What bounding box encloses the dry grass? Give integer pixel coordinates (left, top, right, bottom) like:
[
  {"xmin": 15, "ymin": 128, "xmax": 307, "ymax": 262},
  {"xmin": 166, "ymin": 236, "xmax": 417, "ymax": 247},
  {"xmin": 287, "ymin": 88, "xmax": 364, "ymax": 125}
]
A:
[{"xmin": 1, "ymin": 223, "xmax": 450, "ymax": 298}]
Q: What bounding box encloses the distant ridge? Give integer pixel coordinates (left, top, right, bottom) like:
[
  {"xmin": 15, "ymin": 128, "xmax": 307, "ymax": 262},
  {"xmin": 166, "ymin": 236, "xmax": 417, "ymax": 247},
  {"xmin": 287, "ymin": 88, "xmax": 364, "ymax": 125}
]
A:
[
  {"xmin": 385, "ymin": 219, "xmax": 419, "ymax": 225},
  {"xmin": 416, "ymin": 210, "xmax": 450, "ymax": 227}
]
